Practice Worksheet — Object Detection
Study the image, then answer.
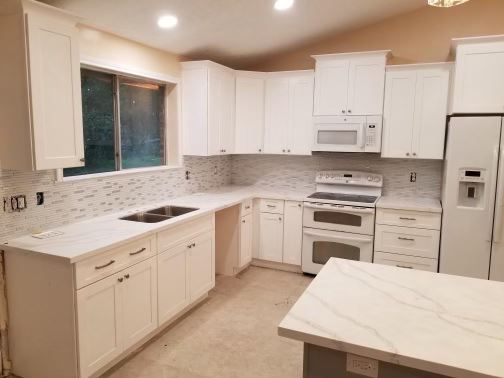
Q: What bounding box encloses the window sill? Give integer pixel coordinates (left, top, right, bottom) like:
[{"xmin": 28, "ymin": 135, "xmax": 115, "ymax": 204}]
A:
[{"xmin": 56, "ymin": 165, "xmax": 183, "ymax": 183}]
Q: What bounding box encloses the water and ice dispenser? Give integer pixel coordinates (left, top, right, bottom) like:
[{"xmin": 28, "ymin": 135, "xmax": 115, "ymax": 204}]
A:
[{"xmin": 458, "ymin": 169, "xmax": 486, "ymax": 208}]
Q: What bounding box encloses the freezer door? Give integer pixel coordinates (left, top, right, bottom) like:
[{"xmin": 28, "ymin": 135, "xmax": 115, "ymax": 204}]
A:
[
  {"xmin": 440, "ymin": 116, "xmax": 502, "ymax": 279},
  {"xmin": 491, "ymin": 118, "xmax": 504, "ymax": 282}
]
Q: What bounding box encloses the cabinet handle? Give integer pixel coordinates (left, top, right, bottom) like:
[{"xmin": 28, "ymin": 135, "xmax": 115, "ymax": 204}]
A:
[
  {"xmin": 412, "ymin": 152, "xmax": 417, "ymax": 157},
  {"xmin": 258, "ymin": 149, "xmax": 262, "ymax": 152},
  {"xmin": 129, "ymin": 247, "xmax": 146, "ymax": 256},
  {"xmin": 124, "ymin": 274, "xmax": 130, "ymax": 279},
  {"xmin": 118, "ymin": 277, "xmax": 124, "ymax": 282},
  {"xmin": 79, "ymin": 158, "xmax": 85, "ymax": 163},
  {"xmin": 278, "ymin": 217, "xmax": 282, "ymax": 221},
  {"xmin": 399, "ymin": 217, "xmax": 416, "ymax": 221},
  {"xmin": 188, "ymin": 244, "xmax": 192, "ymax": 249},
  {"xmin": 192, "ymin": 242, "xmax": 196, "ymax": 247},
  {"xmin": 342, "ymin": 110, "xmax": 346, "ymax": 114},
  {"xmin": 398, "ymin": 237, "xmax": 415, "ymax": 242},
  {"xmin": 287, "ymin": 149, "xmax": 291, "ymax": 153},
  {"xmin": 298, "ymin": 204, "xmax": 302, "ymax": 207},
  {"xmin": 348, "ymin": 109, "xmax": 352, "ymax": 114},
  {"xmin": 282, "ymin": 149, "xmax": 286, "ymax": 153},
  {"xmin": 245, "ymin": 206, "xmax": 251, "ymax": 209},
  {"xmin": 242, "ymin": 219, "xmax": 246, "ymax": 223},
  {"xmin": 406, "ymin": 152, "xmax": 410, "ymax": 157},
  {"xmin": 266, "ymin": 204, "xmax": 276, "ymax": 208},
  {"xmin": 396, "ymin": 265, "xmax": 413, "ymax": 269},
  {"xmin": 95, "ymin": 260, "xmax": 115, "ymax": 270}
]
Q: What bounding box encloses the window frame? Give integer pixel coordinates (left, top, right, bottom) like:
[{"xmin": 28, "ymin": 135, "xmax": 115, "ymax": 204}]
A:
[{"xmin": 56, "ymin": 59, "xmax": 182, "ymax": 182}]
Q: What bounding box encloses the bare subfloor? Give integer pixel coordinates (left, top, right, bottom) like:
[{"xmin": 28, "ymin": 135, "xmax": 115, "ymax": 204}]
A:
[{"xmin": 102, "ymin": 266, "xmax": 313, "ymax": 378}]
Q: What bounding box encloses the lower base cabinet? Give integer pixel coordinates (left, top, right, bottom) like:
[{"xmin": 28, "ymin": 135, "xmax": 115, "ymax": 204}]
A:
[
  {"xmin": 259, "ymin": 212, "xmax": 284, "ymax": 262},
  {"xmin": 239, "ymin": 213, "xmax": 253, "ymax": 267},
  {"xmin": 189, "ymin": 231, "xmax": 215, "ymax": 300},
  {"xmin": 77, "ymin": 257, "xmax": 157, "ymax": 378}
]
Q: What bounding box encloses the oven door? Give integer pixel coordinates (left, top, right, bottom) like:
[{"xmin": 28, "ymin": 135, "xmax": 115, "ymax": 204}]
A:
[
  {"xmin": 303, "ymin": 202, "xmax": 375, "ymax": 235},
  {"xmin": 302, "ymin": 227, "xmax": 374, "ymax": 274},
  {"xmin": 313, "ymin": 116, "xmax": 366, "ymax": 152}
]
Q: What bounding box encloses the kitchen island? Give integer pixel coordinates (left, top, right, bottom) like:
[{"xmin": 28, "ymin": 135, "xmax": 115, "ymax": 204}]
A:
[{"xmin": 279, "ymin": 258, "xmax": 504, "ymax": 378}]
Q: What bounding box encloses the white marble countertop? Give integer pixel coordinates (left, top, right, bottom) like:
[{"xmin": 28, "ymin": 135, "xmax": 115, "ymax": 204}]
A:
[
  {"xmin": 279, "ymin": 259, "xmax": 504, "ymax": 378},
  {"xmin": 377, "ymin": 196, "xmax": 442, "ymax": 213},
  {"xmin": 2, "ymin": 186, "xmax": 312, "ymax": 263}
]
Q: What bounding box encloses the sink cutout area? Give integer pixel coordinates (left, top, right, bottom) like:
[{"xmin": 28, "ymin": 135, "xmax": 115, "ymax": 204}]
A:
[{"xmin": 120, "ymin": 206, "xmax": 199, "ymax": 223}]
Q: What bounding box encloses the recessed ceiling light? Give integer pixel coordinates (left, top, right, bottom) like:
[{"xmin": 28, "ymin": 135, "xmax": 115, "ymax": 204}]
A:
[
  {"xmin": 274, "ymin": 0, "xmax": 294, "ymax": 11},
  {"xmin": 157, "ymin": 15, "xmax": 178, "ymax": 29}
]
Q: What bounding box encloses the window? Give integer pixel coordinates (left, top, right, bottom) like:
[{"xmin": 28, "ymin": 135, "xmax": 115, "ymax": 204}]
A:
[{"xmin": 64, "ymin": 68, "xmax": 166, "ymax": 177}]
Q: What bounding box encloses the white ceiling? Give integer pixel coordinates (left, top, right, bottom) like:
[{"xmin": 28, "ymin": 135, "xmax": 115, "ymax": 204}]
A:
[{"xmin": 40, "ymin": 0, "xmax": 426, "ymax": 68}]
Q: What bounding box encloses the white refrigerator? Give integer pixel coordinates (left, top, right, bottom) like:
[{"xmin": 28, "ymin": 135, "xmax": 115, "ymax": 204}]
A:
[{"xmin": 440, "ymin": 116, "xmax": 504, "ymax": 281}]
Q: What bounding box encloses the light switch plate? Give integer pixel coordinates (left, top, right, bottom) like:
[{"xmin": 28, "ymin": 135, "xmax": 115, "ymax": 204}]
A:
[{"xmin": 346, "ymin": 353, "xmax": 378, "ymax": 378}]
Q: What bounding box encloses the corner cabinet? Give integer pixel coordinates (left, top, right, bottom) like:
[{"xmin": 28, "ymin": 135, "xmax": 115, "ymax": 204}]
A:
[
  {"xmin": 182, "ymin": 60, "xmax": 235, "ymax": 156},
  {"xmin": 313, "ymin": 51, "xmax": 389, "ymax": 116},
  {"xmin": 451, "ymin": 35, "xmax": 504, "ymax": 114},
  {"xmin": 264, "ymin": 71, "xmax": 314, "ymax": 156},
  {"xmin": 0, "ymin": 0, "xmax": 84, "ymax": 170},
  {"xmin": 382, "ymin": 63, "xmax": 451, "ymax": 160}
]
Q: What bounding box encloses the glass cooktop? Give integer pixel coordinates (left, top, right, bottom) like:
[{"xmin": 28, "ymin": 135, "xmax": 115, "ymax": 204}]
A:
[{"xmin": 307, "ymin": 192, "xmax": 378, "ymax": 204}]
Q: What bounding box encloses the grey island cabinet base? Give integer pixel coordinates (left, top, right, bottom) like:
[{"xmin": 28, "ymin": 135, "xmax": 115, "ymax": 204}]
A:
[{"xmin": 303, "ymin": 344, "xmax": 449, "ymax": 378}]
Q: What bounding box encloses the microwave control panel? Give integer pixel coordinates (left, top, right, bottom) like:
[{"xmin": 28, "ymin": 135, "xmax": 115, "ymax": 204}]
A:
[{"xmin": 364, "ymin": 116, "xmax": 382, "ymax": 153}]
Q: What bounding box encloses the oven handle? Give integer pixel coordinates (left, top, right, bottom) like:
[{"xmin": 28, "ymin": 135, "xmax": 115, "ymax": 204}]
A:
[
  {"xmin": 304, "ymin": 203, "xmax": 374, "ymax": 214},
  {"xmin": 303, "ymin": 230, "xmax": 373, "ymax": 243}
]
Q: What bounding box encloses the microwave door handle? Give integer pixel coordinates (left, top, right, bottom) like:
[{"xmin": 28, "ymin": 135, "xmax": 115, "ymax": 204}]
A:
[{"xmin": 303, "ymin": 230, "xmax": 372, "ymax": 243}]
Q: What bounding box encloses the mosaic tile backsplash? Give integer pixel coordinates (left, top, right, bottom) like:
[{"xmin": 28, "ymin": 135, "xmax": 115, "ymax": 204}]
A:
[{"xmin": 1, "ymin": 153, "xmax": 443, "ymax": 243}]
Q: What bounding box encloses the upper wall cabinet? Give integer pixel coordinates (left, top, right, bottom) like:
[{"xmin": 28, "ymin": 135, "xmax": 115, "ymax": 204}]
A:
[
  {"xmin": 235, "ymin": 71, "xmax": 265, "ymax": 154},
  {"xmin": 382, "ymin": 63, "xmax": 451, "ymax": 160},
  {"xmin": 0, "ymin": 0, "xmax": 84, "ymax": 171},
  {"xmin": 312, "ymin": 51, "xmax": 389, "ymax": 116},
  {"xmin": 182, "ymin": 61, "xmax": 235, "ymax": 156},
  {"xmin": 451, "ymin": 35, "xmax": 504, "ymax": 114},
  {"xmin": 264, "ymin": 71, "xmax": 314, "ymax": 156}
]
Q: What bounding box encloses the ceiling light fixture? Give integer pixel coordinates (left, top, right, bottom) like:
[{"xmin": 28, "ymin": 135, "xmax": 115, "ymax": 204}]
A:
[
  {"xmin": 427, "ymin": 0, "xmax": 471, "ymax": 7},
  {"xmin": 157, "ymin": 15, "xmax": 178, "ymax": 29},
  {"xmin": 274, "ymin": 0, "xmax": 294, "ymax": 11}
]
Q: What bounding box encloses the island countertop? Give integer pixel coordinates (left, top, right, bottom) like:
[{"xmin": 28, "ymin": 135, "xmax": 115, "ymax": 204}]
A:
[{"xmin": 278, "ymin": 258, "xmax": 504, "ymax": 378}]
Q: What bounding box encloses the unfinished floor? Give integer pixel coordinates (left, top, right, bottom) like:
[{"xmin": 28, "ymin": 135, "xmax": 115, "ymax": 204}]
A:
[{"xmin": 102, "ymin": 266, "xmax": 313, "ymax": 378}]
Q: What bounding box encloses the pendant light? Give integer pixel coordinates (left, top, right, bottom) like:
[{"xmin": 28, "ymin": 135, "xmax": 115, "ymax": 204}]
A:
[{"xmin": 428, "ymin": 0, "xmax": 471, "ymax": 7}]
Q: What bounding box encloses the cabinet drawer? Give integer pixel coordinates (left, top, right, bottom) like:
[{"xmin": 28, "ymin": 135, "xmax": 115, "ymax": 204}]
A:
[
  {"xmin": 241, "ymin": 199, "xmax": 253, "ymax": 216},
  {"xmin": 259, "ymin": 198, "xmax": 284, "ymax": 214},
  {"xmin": 75, "ymin": 236, "xmax": 155, "ymax": 289},
  {"xmin": 157, "ymin": 214, "xmax": 214, "ymax": 253},
  {"xmin": 376, "ymin": 208, "xmax": 441, "ymax": 230},
  {"xmin": 374, "ymin": 224, "xmax": 440, "ymax": 259},
  {"xmin": 374, "ymin": 252, "xmax": 438, "ymax": 272}
]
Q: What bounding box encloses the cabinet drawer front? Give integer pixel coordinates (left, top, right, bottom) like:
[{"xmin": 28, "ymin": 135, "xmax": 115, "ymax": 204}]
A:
[
  {"xmin": 374, "ymin": 252, "xmax": 438, "ymax": 272},
  {"xmin": 259, "ymin": 199, "xmax": 284, "ymax": 214},
  {"xmin": 75, "ymin": 237, "xmax": 154, "ymax": 289},
  {"xmin": 157, "ymin": 214, "xmax": 214, "ymax": 252},
  {"xmin": 375, "ymin": 225, "xmax": 440, "ymax": 259},
  {"xmin": 241, "ymin": 199, "xmax": 253, "ymax": 216},
  {"xmin": 377, "ymin": 208, "xmax": 441, "ymax": 230}
]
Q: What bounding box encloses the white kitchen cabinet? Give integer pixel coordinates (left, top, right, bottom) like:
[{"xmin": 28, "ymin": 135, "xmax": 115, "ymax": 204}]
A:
[
  {"xmin": 158, "ymin": 243, "xmax": 190, "ymax": 325},
  {"xmin": 235, "ymin": 72, "xmax": 265, "ymax": 154},
  {"xmin": 182, "ymin": 60, "xmax": 235, "ymax": 156},
  {"xmin": 189, "ymin": 231, "xmax": 215, "ymax": 300},
  {"xmin": 282, "ymin": 201, "xmax": 303, "ymax": 265},
  {"xmin": 451, "ymin": 36, "xmax": 504, "ymax": 113},
  {"xmin": 0, "ymin": 0, "xmax": 84, "ymax": 171},
  {"xmin": 264, "ymin": 71, "xmax": 314, "ymax": 155},
  {"xmin": 259, "ymin": 212, "xmax": 284, "ymax": 263},
  {"xmin": 313, "ymin": 51, "xmax": 389, "ymax": 116},
  {"xmin": 240, "ymin": 213, "xmax": 253, "ymax": 266},
  {"xmin": 382, "ymin": 64, "xmax": 450, "ymax": 160}
]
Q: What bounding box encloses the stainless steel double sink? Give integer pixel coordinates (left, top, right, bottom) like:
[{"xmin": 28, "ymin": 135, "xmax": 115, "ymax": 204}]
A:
[{"xmin": 120, "ymin": 206, "xmax": 199, "ymax": 223}]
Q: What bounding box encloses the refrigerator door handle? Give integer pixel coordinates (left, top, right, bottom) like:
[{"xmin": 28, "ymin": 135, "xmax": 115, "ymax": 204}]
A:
[
  {"xmin": 488, "ymin": 145, "xmax": 500, "ymax": 243},
  {"xmin": 494, "ymin": 141, "xmax": 504, "ymax": 244}
]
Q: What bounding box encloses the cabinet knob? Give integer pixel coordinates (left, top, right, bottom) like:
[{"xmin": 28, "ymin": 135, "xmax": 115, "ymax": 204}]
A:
[
  {"xmin": 342, "ymin": 110, "xmax": 346, "ymax": 114},
  {"xmin": 278, "ymin": 217, "xmax": 282, "ymax": 221},
  {"xmin": 124, "ymin": 274, "xmax": 130, "ymax": 279},
  {"xmin": 258, "ymin": 149, "xmax": 262, "ymax": 152},
  {"xmin": 298, "ymin": 204, "xmax": 302, "ymax": 207},
  {"xmin": 348, "ymin": 109, "xmax": 352, "ymax": 113},
  {"xmin": 118, "ymin": 277, "xmax": 124, "ymax": 283},
  {"xmin": 79, "ymin": 157, "xmax": 85, "ymax": 163},
  {"xmin": 412, "ymin": 152, "xmax": 417, "ymax": 157},
  {"xmin": 282, "ymin": 149, "xmax": 286, "ymax": 153},
  {"xmin": 242, "ymin": 220, "xmax": 246, "ymax": 223},
  {"xmin": 287, "ymin": 149, "xmax": 291, "ymax": 153},
  {"xmin": 406, "ymin": 152, "xmax": 410, "ymax": 157}
]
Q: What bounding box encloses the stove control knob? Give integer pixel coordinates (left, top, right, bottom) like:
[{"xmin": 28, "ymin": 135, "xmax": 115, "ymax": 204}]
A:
[
  {"xmin": 374, "ymin": 177, "xmax": 380, "ymax": 182},
  {"xmin": 367, "ymin": 176, "xmax": 372, "ymax": 181}
]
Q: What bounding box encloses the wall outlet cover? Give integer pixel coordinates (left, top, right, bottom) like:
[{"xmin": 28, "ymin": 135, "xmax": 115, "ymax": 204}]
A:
[{"xmin": 346, "ymin": 353, "xmax": 379, "ymax": 378}]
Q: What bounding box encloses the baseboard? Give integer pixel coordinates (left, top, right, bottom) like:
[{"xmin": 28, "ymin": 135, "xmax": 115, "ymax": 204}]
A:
[{"xmin": 251, "ymin": 259, "xmax": 302, "ymax": 273}]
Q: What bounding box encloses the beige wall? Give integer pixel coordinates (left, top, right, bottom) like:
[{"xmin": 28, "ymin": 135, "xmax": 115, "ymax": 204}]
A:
[
  {"xmin": 78, "ymin": 25, "xmax": 182, "ymax": 77},
  {"xmin": 249, "ymin": 0, "xmax": 504, "ymax": 71}
]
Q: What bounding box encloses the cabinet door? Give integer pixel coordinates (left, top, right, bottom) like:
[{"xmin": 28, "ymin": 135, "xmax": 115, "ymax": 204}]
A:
[
  {"xmin": 264, "ymin": 77, "xmax": 290, "ymax": 154},
  {"xmin": 77, "ymin": 273, "xmax": 122, "ymax": 378},
  {"xmin": 189, "ymin": 231, "xmax": 215, "ymax": 301},
  {"xmin": 382, "ymin": 69, "xmax": 416, "ymax": 158},
  {"xmin": 121, "ymin": 257, "xmax": 158, "ymax": 351},
  {"xmin": 158, "ymin": 243, "xmax": 190, "ymax": 325},
  {"xmin": 259, "ymin": 212, "xmax": 284, "ymax": 262},
  {"xmin": 182, "ymin": 67, "xmax": 209, "ymax": 156},
  {"xmin": 347, "ymin": 56, "xmax": 386, "ymax": 115},
  {"xmin": 282, "ymin": 201, "xmax": 303, "ymax": 265},
  {"xmin": 26, "ymin": 12, "xmax": 84, "ymax": 170},
  {"xmin": 452, "ymin": 42, "xmax": 504, "ymax": 113},
  {"xmin": 239, "ymin": 214, "xmax": 253, "ymax": 267},
  {"xmin": 313, "ymin": 59, "xmax": 349, "ymax": 116},
  {"xmin": 289, "ymin": 74, "xmax": 314, "ymax": 155},
  {"xmin": 235, "ymin": 75, "xmax": 265, "ymax": 154},
  {"xmin": 208, "ymin": 68, "xmax": 223, "ymax": 156},
  {"xmin": 412, "ymin": 68, "xmax": 450, "ymax": 159},
  {"xmin": 219, "ymin": 69, "xmax": 236, "ymax": 154}
]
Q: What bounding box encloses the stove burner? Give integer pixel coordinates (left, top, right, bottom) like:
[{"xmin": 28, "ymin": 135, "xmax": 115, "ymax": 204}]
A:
[{"xmin": 307, "ymin": 192, "xmax": 378, "ymax": 204}]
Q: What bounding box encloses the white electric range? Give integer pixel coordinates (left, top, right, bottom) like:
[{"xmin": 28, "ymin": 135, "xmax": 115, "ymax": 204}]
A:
[{"xmin": 302, "ymin": 170, "xmax": 383, "ymax": 274}]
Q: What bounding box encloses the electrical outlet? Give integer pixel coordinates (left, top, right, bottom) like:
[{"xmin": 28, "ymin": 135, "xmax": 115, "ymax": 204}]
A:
[
  {"xmin": 346, "ymin": 354, "xmax": 378, "ymax": 378},
  {"xmin": 3, "ymin": 195, "xmax": 27, "ymax": 212},
  {"xmin": 410, "ymin": 172, "xmax": 417, "ymax": 183}
]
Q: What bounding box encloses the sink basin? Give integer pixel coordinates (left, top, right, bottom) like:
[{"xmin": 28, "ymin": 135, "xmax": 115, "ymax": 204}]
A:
[
  {"xmin": 120, "ymin": 212, "xmax": 172, "ymax": 223},
  {"xmin": 146, "ymin": 205, "xmax": 199, "ymax": 217}
]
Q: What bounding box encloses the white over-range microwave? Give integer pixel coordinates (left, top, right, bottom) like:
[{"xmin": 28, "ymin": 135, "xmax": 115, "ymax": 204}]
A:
[{"xmin": 312, "ymin": 115, "xmax": 382, "ymax": 153}]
